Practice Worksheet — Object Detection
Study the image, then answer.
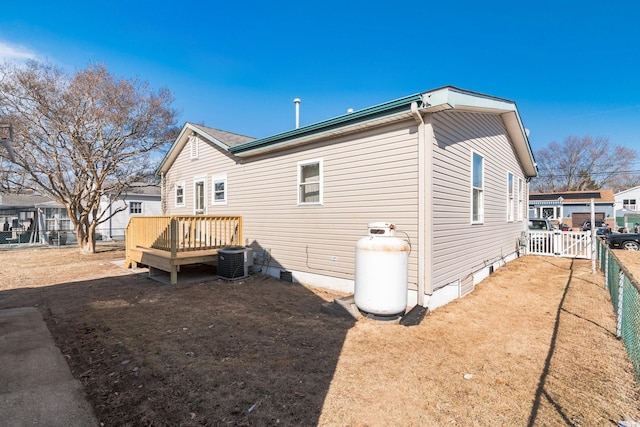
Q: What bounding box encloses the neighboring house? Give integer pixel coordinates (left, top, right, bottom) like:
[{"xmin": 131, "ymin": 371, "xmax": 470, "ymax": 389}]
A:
[
  {"xmin": 36, "ymin": 183, "xmax": 162, "ymax": 242},
  {"xmin": 158, "ymin": 86, "xmax": 537, "ymax": 310},
  {"xmin": 0, "ymin": 193, "xmax": 50, "ymax": 244},
  {"xmin": 0, "ymin": 184, "xmax": 160, "ymax": 245},
  {"xmin": 33, "ymin": 200, "xmax": 75, "ymax": 245},
  {"xmin": 528, "ymin": 190, "xmax": 615, "ymax": 230},
  {"xmin": 614, "ymin": 186, "xmax": 640, "ymax": 232},
  {"xmin": 96, "ymin": 183, "xmax": 162, "ymax": 240},
  {"xmin": 614, "ymin": 185, "xmax": 640, "ymax": 212}
]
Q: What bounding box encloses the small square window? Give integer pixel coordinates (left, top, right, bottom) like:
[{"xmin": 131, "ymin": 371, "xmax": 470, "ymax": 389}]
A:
[
  {"xmin": 211, "ymin": 174, "xmax": 227, "ymax": 205},
  {"xmin": 623, "ymin": 199, "xmax": 637, "ymax": 210},
  {"xmin": 129, "ymin": 201, "xmax": 142, "ymax": 214},
  {"xmin": 175, "ymin": 182, "xmax": 185, "ymax": 207}
]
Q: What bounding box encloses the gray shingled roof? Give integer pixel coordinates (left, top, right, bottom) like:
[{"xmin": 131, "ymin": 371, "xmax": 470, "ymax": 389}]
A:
[
  {"xmin": 188, "ymin": 123, "xmax": 256, "ymax": 148},
  {"xmin": 0, "ymin": 193, "xmax": 52, "ymax": 208},
  {"xmin": 122, "ymin": 182, "xmax": 161, "ymax": 196}
]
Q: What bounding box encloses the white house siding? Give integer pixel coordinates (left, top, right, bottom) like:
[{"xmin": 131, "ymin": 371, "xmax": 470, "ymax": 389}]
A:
[
  {"xmin": 431, "ymin": 110, "xmax": 527, "ymax": 291},
  {"xmin": 615, "ymin": 186, "xmax": 640, "ymax": 212},
  {"xmin": 164, "ymin": 121, "xmax": 421, "ymax": 289},
  {"xmin": 96, "ymin": 194, "xmax": 162, "ymax": 240}
]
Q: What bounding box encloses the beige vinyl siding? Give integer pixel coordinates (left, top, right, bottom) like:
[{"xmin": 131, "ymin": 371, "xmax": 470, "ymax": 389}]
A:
[
  {"xmin": 431, "ymin": 110, "xmax": 526, "ymax": 290},
  {"xmin": 165, "ymin": 121, "xmax": 421, "ymax": 286}
]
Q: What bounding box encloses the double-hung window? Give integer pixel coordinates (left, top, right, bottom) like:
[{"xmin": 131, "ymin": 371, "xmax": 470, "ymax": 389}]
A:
[
  {"xmin": 518, "ymin": 177, "xmax": 524, "ymax": 221},
  {"xmin": 298, "ymin": 159, "xmax": 322, "ymax": 205},
  {"xmin": 472, "ymin": 152, "xmax": 484, "ymax": 223},
  {"xmin": 507, "ymin": 172, "xmax": 514, "ymax": 222},
  {"xmin": 623, "ymin": 199, "xmax": 637, "ymax": 210},
  {"xmin": 194, "ymin": 177, "xmax": 206, "ymax": 214},
  {"xmin": 175, "ymin": 182, "xmax": 185, "ymax": 207},
  {"xmin": 211, "ymin": 174, "xmax": 227, "ymax": 205}
]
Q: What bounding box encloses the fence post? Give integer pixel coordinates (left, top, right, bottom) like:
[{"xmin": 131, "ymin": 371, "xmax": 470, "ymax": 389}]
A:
[
  {"xmin": 617, "ymin": 270, "xmax": 624, "ymax": 338},
  {"xmin": 553, "ymin": 231, "xmax": 560, "ymax": 256},
  {"xmin": 604, "ymin": 250, "xmax": 609, "ymax": 291}
]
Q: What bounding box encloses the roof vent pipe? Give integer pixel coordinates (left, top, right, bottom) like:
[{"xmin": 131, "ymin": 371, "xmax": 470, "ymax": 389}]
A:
[
  {"xmin": 294, "ymin": 98, "xmax": 301, "ymax": 129},
  {"xmin": 347, "ymin": 108, "xmax": 354, "ymax": 113}
]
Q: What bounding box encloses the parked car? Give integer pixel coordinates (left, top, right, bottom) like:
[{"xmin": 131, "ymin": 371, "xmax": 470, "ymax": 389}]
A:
[
  {"xmin": 528, "ymin": 218, "xmax": 553, "ymax": 252},
  {"xmin": 582, "ymin": 220, "xmax": 609, "ymax": 232},
  {"xmin": 595, "ymin": 227, "xmax": 611, "ymax": 238},
  {"xmin": 528, "ymin": 218, "xmax": 553, "ymax": 231},
  {"xmin": 606, "ymin": 233, "xmax": 640, "ymax": 250}
]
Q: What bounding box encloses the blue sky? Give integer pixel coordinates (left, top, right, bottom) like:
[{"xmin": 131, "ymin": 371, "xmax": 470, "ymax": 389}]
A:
[{"xmin": 1, "ymin": 0, "xmax": 639, "ymax": 155}]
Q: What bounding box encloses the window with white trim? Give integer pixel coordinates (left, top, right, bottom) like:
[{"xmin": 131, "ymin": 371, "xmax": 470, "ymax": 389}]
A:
[
  {"xmin": 518, "ymin": 177, "xmax": 524, "ymax": 221},
  {"xmin": 507, "ymin": 172, "xmax": 514, "ymax": 222},
  {"xmin": 194, "ymin": 177, "xmax": 206, "ymax": 214},
  {"xmin": 471, "ymin": 152, "xmax": 484, "ymax": 223},
  {"xmin": 175, "ymin": 181, "xmax": 185, "ymax": 207},
  {"xmin": 129, "ymin": 201, "xmax": 143, "ymax": 214},
  {"xmin": 298, "ymin": 159, "xmax": 323, "ymax": 205},
  {"xmin": 44, "ymin": 208, "xmax": 71, "ymax": 231},
  {"xmin": 211, "ymin": 174, "xmax": 227, "ymax": 205},
  {"xmin": 538, "ymin": 206, "xmax": 560, "ymax": 219},
  {"xmin": 623, "ymin": 199, "xmax": 637, "ymax": 210},
  {"xmin": 189, "ymin": 135, "xmax": 199, "ymax": 160}
]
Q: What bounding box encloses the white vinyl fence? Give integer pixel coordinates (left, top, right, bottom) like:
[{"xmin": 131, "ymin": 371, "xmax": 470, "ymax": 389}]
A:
[{"xmin": 528, "ymin": 230, "xmax": 592, "ymax": 259}]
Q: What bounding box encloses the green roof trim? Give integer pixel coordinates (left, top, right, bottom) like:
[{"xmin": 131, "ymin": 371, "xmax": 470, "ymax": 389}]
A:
[{"xmin": 229, "ymin": 93, "xmax": 423, "ymax": 154}]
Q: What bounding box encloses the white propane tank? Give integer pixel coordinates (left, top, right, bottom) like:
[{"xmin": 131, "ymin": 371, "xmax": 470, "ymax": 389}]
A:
[{"xmin": 354, "ymin": 222, "xmax": 409, "ymax": 317}]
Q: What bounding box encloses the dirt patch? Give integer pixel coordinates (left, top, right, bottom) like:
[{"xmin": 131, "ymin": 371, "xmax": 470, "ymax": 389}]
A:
[
  {"xmin": 0, "ymin": 245, "xmax": 638, "ymax": 425},
  {"xmin": 610, "ymin": 249, "xmax": 640, "ymax": 283}
]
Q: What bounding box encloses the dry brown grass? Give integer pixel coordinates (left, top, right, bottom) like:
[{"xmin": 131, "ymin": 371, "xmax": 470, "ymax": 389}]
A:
[{"xmin": 0, "ymin": 245, "xmax": 638, "ymax": 426}]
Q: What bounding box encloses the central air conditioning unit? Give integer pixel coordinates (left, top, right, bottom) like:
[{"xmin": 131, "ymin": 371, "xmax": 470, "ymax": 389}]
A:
[{"xmin": 218, "ymin": 246, "xmax": 253, "ymax": 280}]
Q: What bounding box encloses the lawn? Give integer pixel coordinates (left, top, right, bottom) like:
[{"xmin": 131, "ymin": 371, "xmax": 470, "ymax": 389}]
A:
[{"xmin": 0, "ymin": 245, "xmax": 638, "ymax": 425}]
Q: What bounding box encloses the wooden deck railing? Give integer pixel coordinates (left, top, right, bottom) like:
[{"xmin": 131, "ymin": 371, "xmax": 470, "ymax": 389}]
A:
[{"xmin": 126, "ymin": 215, "xmax": 243, "ymax": 258}]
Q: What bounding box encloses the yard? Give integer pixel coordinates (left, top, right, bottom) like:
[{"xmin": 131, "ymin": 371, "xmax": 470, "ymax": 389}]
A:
[{"xmin": 0, "ymin": 245, "xmax": 638, "ymax": 426}]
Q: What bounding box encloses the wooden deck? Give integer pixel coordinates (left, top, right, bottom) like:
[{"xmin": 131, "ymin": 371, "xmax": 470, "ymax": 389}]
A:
[{"xmin": 125, "ymin": 216, "xmax": 242, "ymax": 284}]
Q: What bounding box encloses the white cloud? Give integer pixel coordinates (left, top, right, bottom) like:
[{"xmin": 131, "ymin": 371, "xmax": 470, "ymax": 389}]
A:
[{"xmin": 0, "ymin": 40, "xmax": 37, "ymax": 61}]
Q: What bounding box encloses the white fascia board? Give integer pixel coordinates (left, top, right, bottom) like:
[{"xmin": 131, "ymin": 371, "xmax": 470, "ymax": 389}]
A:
[
  {"xmin": 422, "ymin": 87, "xmax": 517, "ymax": 112},
  {"xmin": 157, "ymin": 124, "xmax": 190, "ymax": 175},
  {"xmin": 502, "ymin": 111, "xmax": 538, "ymax": 177},
  {"xmin": 158, "ymin": 123, "xmax": 231, "ymax": 174},
  {"xmin": 421, "ymin": 87, "xmax": 538, "ymax": 178},
  {"xmin": 186, "ymin": 123, "xmax": 230, "ymax": 151}
]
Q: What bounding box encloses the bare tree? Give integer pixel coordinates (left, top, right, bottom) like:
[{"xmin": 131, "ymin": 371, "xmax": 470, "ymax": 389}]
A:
[
  {"xmin": 531, "ymin": 136, "xmax": 639, "ymax": 193},
  {"xmin": 0, "ymin": 60, "xmax": 177, "ymax": 253}
]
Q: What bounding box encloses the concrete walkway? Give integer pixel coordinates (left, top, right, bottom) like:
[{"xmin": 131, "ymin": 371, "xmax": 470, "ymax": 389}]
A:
[{"xmin": 0, "ymin": 307, "xmax": 98, "ymax": 426}]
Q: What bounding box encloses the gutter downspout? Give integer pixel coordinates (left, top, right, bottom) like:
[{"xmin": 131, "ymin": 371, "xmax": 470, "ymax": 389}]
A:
[
  {"xmin": 410, "ymin": 102, "xmax": 430, "ymax": 307},
  {"xmin": 160, "ymin": 172, "xmax": 166, "ymax": 215}
]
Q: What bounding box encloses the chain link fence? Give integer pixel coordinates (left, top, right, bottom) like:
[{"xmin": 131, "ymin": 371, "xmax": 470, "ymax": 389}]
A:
[
  {"xmin": 597, "ymin": 238, "xmax": 640, "ymax": 381},
  {"xmin": 0, "ymin": 228, "xmax": 126, "ymax": 248}
]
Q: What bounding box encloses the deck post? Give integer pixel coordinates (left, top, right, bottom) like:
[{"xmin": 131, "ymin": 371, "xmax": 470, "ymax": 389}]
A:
[
  {"xmin": 170, "ymin": 218, "xmax": 177, "ymax": 258},
  {"xmin": 170, "ymin": 266, "xmax": 178, "ymax": 285},
  {"xmin": 126, "ymin": 215, "xmax": 241, "ymax": 284}
]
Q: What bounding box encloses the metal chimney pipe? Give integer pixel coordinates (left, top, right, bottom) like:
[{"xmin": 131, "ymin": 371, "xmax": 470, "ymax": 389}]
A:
[{"xmin": 294, "ymin": 98, "xmax": 301, "ymax": 128}]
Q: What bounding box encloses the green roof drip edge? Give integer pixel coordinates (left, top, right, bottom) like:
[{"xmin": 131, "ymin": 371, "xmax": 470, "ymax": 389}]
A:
[{"xmin": 229, "ymin": 93, "xmax": 423, "ymax": 154}]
